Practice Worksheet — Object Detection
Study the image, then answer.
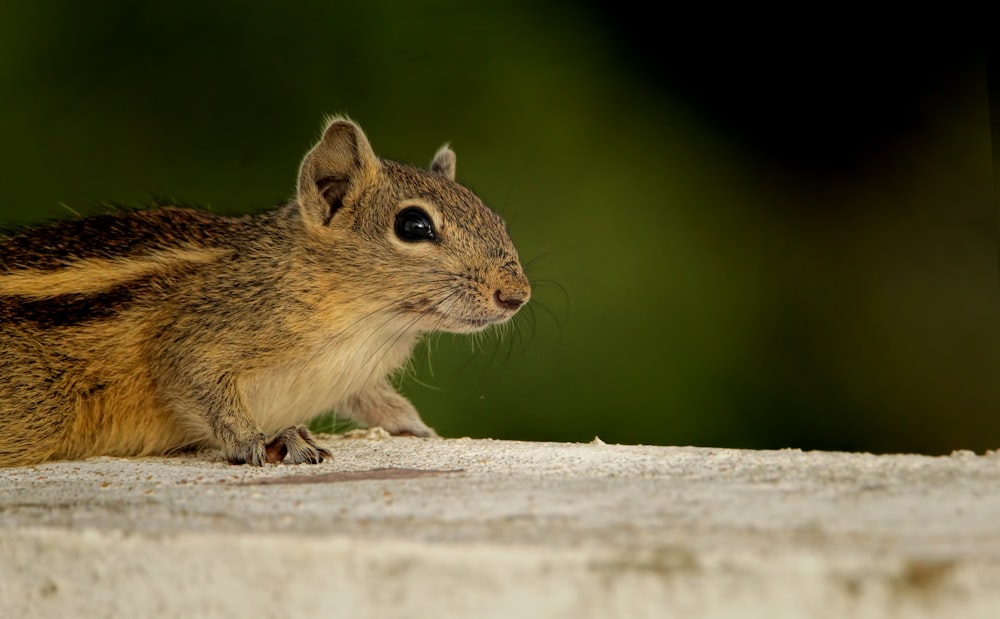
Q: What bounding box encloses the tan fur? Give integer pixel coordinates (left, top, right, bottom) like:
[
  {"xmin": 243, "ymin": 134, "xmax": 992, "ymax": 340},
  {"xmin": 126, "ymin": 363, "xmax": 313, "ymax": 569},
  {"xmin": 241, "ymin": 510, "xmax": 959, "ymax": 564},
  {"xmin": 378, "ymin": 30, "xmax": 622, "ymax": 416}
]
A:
[
  {"xmin": 0, "ymin": 117, "xmax": 530, "ymax": 467},
  {"xmin": 0, "ymin": 248, "xmax": 228, "ymax": 298}
]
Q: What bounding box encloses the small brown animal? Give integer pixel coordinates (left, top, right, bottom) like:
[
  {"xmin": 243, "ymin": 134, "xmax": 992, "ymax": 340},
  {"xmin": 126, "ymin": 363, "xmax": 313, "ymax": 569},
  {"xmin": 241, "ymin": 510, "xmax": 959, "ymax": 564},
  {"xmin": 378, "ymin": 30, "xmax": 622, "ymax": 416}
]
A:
[{"xmin": 0, "ymin": 117, "xmax": 530, "ymax": 466}]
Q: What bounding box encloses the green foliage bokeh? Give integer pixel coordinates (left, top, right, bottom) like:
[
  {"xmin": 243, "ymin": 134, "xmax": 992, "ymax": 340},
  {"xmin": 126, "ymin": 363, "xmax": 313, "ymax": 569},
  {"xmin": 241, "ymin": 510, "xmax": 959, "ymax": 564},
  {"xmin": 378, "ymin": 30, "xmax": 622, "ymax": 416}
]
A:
[{"xmin": 0, "ymin": 2, "xmax": 995, "ymax": 453}]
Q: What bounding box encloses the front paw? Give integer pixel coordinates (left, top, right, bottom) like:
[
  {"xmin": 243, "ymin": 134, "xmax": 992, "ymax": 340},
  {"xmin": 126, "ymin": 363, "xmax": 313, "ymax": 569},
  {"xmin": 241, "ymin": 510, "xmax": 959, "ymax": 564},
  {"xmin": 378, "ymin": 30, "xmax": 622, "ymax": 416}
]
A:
[
  {"xmin": 225, "ymin": 432, "xmax": 268, "ymax": 466},
  {"xmin": 265, "ymin": 426, "xmax": 333, "ymax": 464}
]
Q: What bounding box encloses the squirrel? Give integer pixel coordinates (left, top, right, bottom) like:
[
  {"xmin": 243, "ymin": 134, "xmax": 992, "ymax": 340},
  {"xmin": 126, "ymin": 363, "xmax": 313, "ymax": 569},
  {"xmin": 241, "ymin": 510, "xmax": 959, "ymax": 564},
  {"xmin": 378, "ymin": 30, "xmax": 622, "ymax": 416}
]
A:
[{"xmin": 0, "ymin": 117, "xmax": 530, "ymax": 467}]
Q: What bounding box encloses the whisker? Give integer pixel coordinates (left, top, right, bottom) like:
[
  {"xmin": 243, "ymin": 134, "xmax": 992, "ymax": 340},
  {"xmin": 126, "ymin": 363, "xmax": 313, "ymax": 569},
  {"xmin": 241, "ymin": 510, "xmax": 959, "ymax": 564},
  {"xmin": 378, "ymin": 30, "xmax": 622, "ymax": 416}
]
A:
[
  {"xmin": 528, "ymin": 299, "xmax": 564, "ymax": 342},
  {"xmin": 521, "ymin": 303, "xmax": 539, "ymax": 342},
  {"xmin": 521, "ymin": 251, "xmax": 554, "ymax": 273},
  {"xmin": 343, "ymin": 288, "xmax": 463, "ymax": 396},
  {"xmin": 281, "ymin": 279, "xmax": 461, "ymax": 417}
]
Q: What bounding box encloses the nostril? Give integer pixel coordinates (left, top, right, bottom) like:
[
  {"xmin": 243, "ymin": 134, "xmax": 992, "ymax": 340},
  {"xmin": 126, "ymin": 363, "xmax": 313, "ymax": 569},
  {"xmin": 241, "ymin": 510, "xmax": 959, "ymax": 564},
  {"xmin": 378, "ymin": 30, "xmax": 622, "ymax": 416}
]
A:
[{"xmin": 493, "ymin": 289, "xmax": 526, "ymax": 311}]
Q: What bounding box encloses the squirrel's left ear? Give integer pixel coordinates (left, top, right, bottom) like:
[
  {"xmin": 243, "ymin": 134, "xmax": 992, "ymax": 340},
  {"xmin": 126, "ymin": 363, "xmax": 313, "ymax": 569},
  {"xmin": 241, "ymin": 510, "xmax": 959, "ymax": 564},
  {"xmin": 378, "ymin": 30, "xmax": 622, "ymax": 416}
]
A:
[
  {"xmin": 297, "ymin": 117, "xmax": 380, "ymax": 227},
  {"xmin": 430, "ymin": 145, "xmax": 456, "ymax": 181}
]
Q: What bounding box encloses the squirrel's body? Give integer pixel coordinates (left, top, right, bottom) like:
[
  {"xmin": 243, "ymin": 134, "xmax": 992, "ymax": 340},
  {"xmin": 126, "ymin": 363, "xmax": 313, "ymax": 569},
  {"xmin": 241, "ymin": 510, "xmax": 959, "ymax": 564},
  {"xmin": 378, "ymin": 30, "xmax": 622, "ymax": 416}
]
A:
[{"xmin": 0, "ymin": 119, "xmax": 530, "ymax": 467}]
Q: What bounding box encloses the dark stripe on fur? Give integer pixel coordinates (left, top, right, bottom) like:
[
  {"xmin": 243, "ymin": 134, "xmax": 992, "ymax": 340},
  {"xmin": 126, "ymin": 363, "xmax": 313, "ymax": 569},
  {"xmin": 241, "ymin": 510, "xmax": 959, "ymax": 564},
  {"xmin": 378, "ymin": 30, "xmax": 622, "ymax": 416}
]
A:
[
  {"xmin": 0, "ymin": 280, "xmax": 152, "ymax": 328},
  {"xmin": 0, "ymin": 207, "xmax": 237, "ymax": 271}
]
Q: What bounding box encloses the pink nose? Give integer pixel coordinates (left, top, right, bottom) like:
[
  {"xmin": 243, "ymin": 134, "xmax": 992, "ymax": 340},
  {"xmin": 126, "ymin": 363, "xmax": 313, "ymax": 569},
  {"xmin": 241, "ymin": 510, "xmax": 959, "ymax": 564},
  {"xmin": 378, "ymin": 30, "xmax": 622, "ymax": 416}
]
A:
[{"xmin": 494, "ymin": 289, "xmax": 526, "ymax": 310}]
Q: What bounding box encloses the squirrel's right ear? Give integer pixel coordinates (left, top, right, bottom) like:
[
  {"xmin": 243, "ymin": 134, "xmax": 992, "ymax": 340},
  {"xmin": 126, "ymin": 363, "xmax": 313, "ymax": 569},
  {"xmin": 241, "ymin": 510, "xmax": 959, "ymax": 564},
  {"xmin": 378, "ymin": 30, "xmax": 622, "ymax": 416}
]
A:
[
  {"xmin": 297, "ymin": 117, "xmax": 380, "ymax": 227},
  {"xmin": 430, "ymin": 145, "xmax": 456, "ymax": 181}
]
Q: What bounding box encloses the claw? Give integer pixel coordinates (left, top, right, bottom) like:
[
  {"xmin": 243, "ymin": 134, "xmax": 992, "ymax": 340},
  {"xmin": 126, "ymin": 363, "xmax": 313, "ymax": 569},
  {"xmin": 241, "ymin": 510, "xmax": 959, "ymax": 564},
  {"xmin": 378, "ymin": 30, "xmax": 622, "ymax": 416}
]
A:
[{"xmin": 263, "ymin": 426, "xmax": 332, "ymax": 464}]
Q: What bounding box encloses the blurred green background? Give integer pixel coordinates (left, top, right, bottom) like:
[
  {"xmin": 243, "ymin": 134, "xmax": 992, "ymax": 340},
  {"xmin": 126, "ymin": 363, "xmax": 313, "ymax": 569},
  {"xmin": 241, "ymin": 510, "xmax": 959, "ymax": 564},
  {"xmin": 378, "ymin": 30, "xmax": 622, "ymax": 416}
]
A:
[{"xmin": 0, "ymin": 2, "xmax": 995, "ymax": 454}]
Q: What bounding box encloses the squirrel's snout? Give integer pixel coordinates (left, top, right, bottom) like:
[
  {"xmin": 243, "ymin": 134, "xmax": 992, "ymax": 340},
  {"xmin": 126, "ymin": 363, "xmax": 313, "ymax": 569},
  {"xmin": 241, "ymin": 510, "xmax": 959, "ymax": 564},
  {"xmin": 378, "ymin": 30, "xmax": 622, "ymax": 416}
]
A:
[
  {"xmin": 491, "ymin": 258, "xmax": 531, "ymax": 313},
  {"xmin": 492, "ymin": 271, "xmax": 531, "ymax": 312},
  {"xmin": 494, "ymin": 288, "xmax": 527, "ymax": 311}
]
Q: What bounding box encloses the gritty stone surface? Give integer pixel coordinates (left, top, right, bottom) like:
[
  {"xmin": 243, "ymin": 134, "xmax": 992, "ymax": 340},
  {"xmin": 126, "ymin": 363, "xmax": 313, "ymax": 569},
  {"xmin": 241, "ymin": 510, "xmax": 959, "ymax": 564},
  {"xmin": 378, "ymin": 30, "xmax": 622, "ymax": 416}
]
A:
[{"xmin": 1, "ymin": 434, "xmax": 999, "ymax": 618}]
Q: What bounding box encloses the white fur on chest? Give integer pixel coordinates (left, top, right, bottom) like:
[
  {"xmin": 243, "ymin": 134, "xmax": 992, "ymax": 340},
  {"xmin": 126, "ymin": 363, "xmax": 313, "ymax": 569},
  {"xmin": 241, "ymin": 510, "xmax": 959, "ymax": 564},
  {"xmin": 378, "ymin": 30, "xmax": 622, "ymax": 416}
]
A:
[{"xmin": 241, "ymin": 326, "xmax": 418, "ymax": 435}]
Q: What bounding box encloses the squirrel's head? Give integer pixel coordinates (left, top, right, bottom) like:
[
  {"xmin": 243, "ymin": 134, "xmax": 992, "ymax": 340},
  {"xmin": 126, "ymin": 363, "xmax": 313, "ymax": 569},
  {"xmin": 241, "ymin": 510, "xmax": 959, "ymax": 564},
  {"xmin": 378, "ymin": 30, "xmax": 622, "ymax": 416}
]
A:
[{"xmin": 295, "ymin": 117, "xmax": 530, "ymax": 334}]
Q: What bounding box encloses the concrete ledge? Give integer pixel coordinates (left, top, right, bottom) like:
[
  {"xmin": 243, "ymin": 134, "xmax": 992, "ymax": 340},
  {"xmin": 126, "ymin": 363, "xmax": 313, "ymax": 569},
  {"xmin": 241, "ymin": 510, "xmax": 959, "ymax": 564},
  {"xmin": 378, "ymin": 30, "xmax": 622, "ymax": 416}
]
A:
[{"xmin": 2, "ymin": 433, "xmax": 999, "ymax": 618}]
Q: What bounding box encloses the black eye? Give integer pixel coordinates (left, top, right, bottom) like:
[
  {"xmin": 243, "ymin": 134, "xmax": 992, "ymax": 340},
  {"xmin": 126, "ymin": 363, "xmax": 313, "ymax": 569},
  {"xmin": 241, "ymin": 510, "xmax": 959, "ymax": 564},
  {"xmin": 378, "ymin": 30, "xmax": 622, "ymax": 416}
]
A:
[{"xmin": 394, "ymin": 207, "xmax": 437, "ymax": 242}]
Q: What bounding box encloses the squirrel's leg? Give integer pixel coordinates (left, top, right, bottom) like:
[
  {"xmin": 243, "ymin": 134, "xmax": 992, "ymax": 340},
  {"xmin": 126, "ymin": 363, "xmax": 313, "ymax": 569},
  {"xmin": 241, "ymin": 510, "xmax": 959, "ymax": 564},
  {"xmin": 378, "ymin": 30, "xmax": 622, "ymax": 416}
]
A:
[
  {"xmin": 179, "ymin": 379, "xmax": 332, "ymax": 465},
  {"xmin": 339, "ymin": 380, "xmax": 439, "ymax": 438},
  {"xmin": 205, "ymin": 400, "xmax": 333, "ymax": 465},
  {"xmin": 182, "ymin": 381, "xmax": 271, "ymax": 465}
]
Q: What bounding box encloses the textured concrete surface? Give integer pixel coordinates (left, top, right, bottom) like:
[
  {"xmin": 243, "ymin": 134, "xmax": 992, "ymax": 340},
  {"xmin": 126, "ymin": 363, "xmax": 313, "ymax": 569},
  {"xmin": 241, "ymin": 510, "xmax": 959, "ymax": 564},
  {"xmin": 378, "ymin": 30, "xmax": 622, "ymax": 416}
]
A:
[{"xmin": 1, "ymin": 430, "xmax": 999, "ymax": 618}]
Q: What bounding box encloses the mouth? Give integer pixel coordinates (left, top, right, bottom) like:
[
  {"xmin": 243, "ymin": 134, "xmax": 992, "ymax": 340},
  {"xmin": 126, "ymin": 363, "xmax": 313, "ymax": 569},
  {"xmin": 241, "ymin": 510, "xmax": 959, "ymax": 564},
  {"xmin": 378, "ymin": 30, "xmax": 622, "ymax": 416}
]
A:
[{"xmin": 437, "ymin": 312, "xmax": 509, "ymax": 332}]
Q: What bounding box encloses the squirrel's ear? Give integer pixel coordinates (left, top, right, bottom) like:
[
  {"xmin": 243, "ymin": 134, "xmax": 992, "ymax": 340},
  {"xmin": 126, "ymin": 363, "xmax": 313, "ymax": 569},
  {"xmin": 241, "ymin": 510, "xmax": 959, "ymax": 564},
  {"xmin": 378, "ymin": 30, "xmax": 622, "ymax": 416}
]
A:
[
  {"xmin": 297, "ymin": 117, "xmax": 380, "ymax": 227},
  {"xmin": 430, "ymin": 144, "xmax": 456, "ymax": 181}
]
